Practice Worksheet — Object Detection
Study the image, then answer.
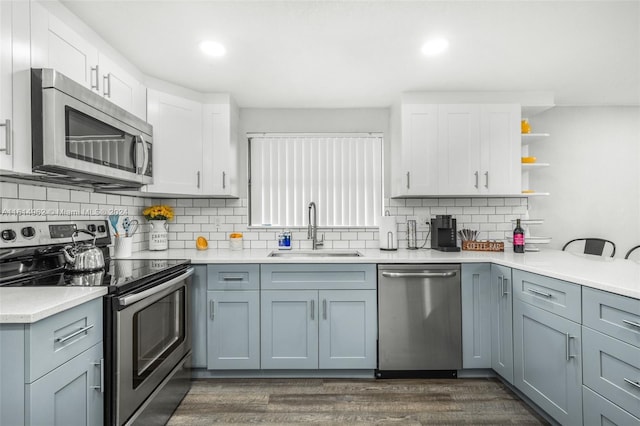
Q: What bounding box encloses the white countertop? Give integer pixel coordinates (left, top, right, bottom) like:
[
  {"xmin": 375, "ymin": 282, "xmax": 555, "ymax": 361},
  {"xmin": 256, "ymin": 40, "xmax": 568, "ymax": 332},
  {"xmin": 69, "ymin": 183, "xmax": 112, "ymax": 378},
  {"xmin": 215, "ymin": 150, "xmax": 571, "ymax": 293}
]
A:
[
  {"xmin": 2, "ymin": 248, "xmax": 638, "ymax": 324},
  {"xmin": 0, "ymin": 287, "xmax": 107, "ymax": 324},
  {"xmin": 132, "ymin": 247, "xmax": 640, "ymax": 300}
]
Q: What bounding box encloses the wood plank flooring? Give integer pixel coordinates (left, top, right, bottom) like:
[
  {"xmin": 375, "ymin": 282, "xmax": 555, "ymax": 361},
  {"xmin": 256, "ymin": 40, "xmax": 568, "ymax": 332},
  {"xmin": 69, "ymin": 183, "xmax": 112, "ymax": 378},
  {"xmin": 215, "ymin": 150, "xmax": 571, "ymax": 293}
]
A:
[{"xmin": 167, "ymin": 378, "xmax": 549, "ymax": 425}]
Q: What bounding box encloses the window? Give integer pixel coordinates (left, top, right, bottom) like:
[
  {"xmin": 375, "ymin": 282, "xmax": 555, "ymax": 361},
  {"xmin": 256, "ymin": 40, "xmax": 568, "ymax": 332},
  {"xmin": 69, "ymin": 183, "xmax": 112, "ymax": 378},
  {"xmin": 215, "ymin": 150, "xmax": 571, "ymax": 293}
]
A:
[{"xmin": 249, "ymin": 134, "xmax": 383, "ymax": 227}]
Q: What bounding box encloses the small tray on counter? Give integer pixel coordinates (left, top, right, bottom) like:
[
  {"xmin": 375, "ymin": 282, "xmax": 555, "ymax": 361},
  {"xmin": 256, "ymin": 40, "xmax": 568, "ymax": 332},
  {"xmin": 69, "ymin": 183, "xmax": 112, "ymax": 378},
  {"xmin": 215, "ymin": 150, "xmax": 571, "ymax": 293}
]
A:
[{"xmin": 461, "ymin": 240, "xmax": 505, "ymax": 252}]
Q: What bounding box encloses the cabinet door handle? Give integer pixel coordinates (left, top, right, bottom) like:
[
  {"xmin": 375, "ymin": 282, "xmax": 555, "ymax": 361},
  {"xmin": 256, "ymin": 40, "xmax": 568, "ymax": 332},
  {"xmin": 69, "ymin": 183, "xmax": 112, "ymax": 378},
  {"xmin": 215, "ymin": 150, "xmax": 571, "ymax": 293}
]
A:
[
  {"xmin": 90, "ymin": 359, "xmax": 104, "ymax": 392},
  {"xmin": 310, "ymin": 300, "xmax": 315, "ymax": 320},
  {"xmin": 503, "ymin": 278, "xmax": 510, "ymax": 296},
  {"xmin": 56, "ymin": 324, "xmax": 94, "ymax": 343},
  {"xmin": 623, "ymin": 378, "xmax": 640, "ymax": 390},
  {"xmin": 209, "ymin": 300, "xmax": 215, "ymax": 320},
  {"xmin": 565, "ymin": 333, "xmax": 575, "ymax": 361},
  {"xmin": 197, "ymin": 171, "xmax": 201, "ymax": 189},
  {"xmin": 0, "ymin": 119, "xmax": 11, "ymax": 155},
  {"xmin": 474, "ymin": 171, "xmax": 479, "ymax": 189},
  {"xmin": 406, "ymin": 172, "xmax": 410, "ymax": 189},
  {"xmin": 622, "ymin": 319, "xmax": 640, "ymax": 329},
  {"xmin": 527, "ymin": 287, "xmax": 553, "ymax": 298},
  {"xmin": 222, "ymin": 276, "xmax": 244, "ymax": 281},
  {"xmin": 91, "ymin": 65, "xmax": 100, "ymax": 91},
  {"xmin": 103, "ymin": 74, "xmax": 111, "ymax": 98},
  {"xmin": 222, "ymin": 171, "xmax": 226, "ymax": 189},
  {"xmin": 323, "ymin": 299, "xmax": 327, "ymax": 320},
  {"xmin": 484, "ymin": 171, "xmax": 489, "ymax": 189}
]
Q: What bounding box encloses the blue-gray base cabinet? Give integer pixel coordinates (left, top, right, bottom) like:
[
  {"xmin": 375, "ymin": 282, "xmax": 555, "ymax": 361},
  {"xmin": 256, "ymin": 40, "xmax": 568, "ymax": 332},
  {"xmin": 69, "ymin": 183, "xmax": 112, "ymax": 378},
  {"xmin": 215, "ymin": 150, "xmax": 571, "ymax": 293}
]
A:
[
  {"xmin": 206, "ymin": 264, "xmax": 261, "ymax": 370},
  {"xmin": 461, "ymin": 263, "xmax": 492, "ymax": 369},
  {"xmin": 490, "ymin": 264, "xmax": 513, "ymax": 384},
  {"xmin": 582, "ymin": 286, "xmax": 640, "ymax": 424},
  {"xmin": 260, "ymin": 264, "xmax": 377, "ymax": 370},
  {"xmin": 512, "ymin": 269, "xmax": 583, "ymax": 426},
  {"xmin": 190, "ymin": 265, "xmax": 208, "ymax": 369},
  {"xmin": 0, "ymin": 298, "xmax": 104, "ymax": 426}
]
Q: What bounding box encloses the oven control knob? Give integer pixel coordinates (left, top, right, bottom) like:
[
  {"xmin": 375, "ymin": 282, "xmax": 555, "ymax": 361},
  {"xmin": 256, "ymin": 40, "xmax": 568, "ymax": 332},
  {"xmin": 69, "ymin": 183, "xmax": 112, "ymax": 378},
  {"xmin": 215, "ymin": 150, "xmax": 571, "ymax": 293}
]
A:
[
  {"xmin": 21, "ymin": 226, "xmax": 36, "ymax": 239},
  {"xmin": 97, "ymin": 225, "xmax": 106, "ymax": 233},
  {"xmin": 1, "ymin": 229, "xmax": 17, "ymax": 242},
  {"xmin": 87, "ymin": 224, "xmax": 97, "ymax": 232}
]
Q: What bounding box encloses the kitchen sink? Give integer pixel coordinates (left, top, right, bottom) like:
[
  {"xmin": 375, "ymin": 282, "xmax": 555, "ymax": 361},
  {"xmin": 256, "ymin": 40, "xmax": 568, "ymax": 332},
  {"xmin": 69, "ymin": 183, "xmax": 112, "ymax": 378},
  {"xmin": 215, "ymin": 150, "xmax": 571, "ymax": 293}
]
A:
[{"xmin": 268, "ymin": 250, "xmax": 363, "ymax": 258}]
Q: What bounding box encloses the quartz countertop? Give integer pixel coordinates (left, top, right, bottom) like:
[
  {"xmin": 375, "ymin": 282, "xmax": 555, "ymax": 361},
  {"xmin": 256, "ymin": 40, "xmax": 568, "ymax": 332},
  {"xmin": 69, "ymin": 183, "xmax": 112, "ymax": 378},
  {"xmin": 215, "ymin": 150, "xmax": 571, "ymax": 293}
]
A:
[
  {"xmin": 2, "ymin": 248, "xmax": 638, "ymax": 325},
  {"xmin": 131, "ymin": 248, "xmax": 640, "ymax": 300},
  {"xmin": 0, "ymin": 287, "xmax": 107, "ymax": 324}
]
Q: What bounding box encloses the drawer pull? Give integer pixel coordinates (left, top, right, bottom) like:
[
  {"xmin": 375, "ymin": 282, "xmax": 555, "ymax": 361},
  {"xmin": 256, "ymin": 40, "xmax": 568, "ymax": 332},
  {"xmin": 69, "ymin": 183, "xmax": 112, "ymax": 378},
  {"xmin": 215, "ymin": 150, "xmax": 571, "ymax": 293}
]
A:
[
  {"xmin": 310, "ymin": 300, "xmax": 315, "ymax": 320},
  {"xmin": 210, "ymin": 300, "xmax": 215, "ymax": 320},
  {"xmin": 323, "ymin": 299, "xmax": 327, "ymax": 320},
  {"xmin": 623, "ymin": 378, "xmax": 640, "ymax": 390},
  {"xmin": 622, "ymin": 319, "xmax": 640, "ymax": 329},
  {"xmin": 56, "ymin": 324, "xmax": 94, "ymax": 344},
  {"xmin": 527, "ymin": 287, "xmax": 553, "ymax": 298},
  {"xmin": 222, "ymin": 276, "xmax": 244, "ymax": 281}
]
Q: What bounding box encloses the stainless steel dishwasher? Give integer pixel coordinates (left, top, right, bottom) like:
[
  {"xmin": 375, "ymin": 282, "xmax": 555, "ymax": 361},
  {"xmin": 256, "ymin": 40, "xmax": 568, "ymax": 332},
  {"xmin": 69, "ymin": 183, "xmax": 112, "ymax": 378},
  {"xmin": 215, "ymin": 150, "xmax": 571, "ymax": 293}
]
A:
[{"xmin": 376, "ymin": 264, "xmax": 462, "ymax": 378}]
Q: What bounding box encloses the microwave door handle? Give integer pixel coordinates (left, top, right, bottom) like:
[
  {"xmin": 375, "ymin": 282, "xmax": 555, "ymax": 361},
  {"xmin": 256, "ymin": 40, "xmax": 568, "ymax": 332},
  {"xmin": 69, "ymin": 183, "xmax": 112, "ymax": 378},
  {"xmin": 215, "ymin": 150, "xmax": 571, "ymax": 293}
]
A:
[
  {"xmin": 140, "ymin": 135, "xmax": 150, "ymax": 175},
  {"xmin": 133, "ymin": 135, "xmax": 144, "ymax": 174}
]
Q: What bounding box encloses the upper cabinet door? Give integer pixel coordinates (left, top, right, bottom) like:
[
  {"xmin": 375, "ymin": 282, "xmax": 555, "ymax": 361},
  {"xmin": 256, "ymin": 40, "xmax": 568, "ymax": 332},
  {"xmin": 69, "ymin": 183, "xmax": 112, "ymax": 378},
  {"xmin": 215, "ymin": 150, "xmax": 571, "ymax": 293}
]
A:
[
  {"xmin": 0, "ymin": 1, "xmax": 13, "ymax": 171},
  {"xmin": 202, "ymin": 102, "xmax": 237, "ymax": 197},
  {"xmin": 145, "ymin": 89, "xmax": 203, "ymax": 194},
  {"xmin": 480, "ymin": 104, "xmax": 521, "ymax": 194},
  {"xmin": 438, "ymin": 105, "xmax": 481, "ymax": 195},
  {"xmin": 98, "ymin": 53, "xmax": 147, "ymax": 120},
  {"xmin": 400, "ymin": 104, "xmax": 439, "ymax": 196},
  {"xmin": 31, "ymin": 3, "xmax": 98, "ymax": 90}
]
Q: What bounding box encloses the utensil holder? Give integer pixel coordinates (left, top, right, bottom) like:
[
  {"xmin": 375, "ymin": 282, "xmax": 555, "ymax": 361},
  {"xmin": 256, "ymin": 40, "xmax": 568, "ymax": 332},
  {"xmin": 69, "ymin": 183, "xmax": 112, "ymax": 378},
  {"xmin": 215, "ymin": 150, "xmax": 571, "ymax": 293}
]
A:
[{"xmin": 114, "ymin": 236, "xmax": 133, "ymax": 258}]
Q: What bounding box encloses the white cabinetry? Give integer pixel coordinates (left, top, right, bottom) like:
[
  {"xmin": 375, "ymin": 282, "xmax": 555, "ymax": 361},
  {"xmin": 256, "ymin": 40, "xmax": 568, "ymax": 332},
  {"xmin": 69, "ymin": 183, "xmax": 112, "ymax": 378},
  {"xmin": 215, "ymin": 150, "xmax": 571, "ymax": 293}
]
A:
[
  {"xmin": 396, "ymin": 103, "xmax": 520, "ymax": 196},
  {"xmin": 202, "ymin": 99, "xmax": 239, "ymax": 197},
  {"xmin": 30, "ymin": 2, "xmax": 146, "ymax": 119},
  {"xmin": 145, "ymin": 89, "xmax": 204, "ymax": 195},
  {"xmin": 145, "ymin": 91, "xmax": 239, "ymax": 197},
  {"xmin": 0, "ymin": 0, "xmax": 31, "ymax": 174}
]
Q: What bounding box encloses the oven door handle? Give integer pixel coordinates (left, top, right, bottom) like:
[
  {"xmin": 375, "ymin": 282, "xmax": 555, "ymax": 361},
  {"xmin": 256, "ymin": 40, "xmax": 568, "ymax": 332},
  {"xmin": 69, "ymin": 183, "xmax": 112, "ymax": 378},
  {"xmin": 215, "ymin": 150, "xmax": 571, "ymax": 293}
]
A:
[{"xmin": 118, "ymin": 267, "xmax": 194, "ymax": 307}]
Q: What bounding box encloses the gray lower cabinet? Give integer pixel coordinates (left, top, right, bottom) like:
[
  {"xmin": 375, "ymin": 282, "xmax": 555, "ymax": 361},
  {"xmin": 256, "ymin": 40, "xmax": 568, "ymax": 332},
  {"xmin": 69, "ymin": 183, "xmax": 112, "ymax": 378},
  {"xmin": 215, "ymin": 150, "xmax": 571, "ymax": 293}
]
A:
[
  {"xmin": 26, "ymin": 342, "xmax": 104, "ymax": 426},
  {"xmin": 0, "ymin": 298, "xmax": 104, "ymax": 426},
  {"xmin": 318, "ymin": 290, "xmax": 377, "ymax": 369},
  {"xmin": 190, "ymin": 265, "xmax": 208, "ymax": 368},
  {"xmin": 461, "ymin": 263, "xmax": 492, "ymax": 368},
  {"xmin": 513, "ymin": 298, "xmax": 582, "ymax": 426},
  {"xmin": 207, "ymin": 290, "xmax": 261, "ymax": 369},
  {"xmin": 583, "ymin": 386, "xmax": 640, "ymax": 426},
  {"xmin": 261, "ymin": 290, "xmax": 319, "ymax": 369},
  {"xmin": 490, "ymin": 264, "xmax": 513, "ymax": 383},
  {"xmin": 261, "ymin": 288, "xmax": 377, "ymax": 370}
]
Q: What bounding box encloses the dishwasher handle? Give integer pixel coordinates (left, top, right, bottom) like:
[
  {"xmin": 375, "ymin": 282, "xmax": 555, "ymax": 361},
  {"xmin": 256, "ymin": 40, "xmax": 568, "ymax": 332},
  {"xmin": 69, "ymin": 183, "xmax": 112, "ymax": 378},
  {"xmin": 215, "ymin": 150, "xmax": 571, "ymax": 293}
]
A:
[{"xmin": 381, "ymin": 271, "xmax": 458, "ymax": 279}]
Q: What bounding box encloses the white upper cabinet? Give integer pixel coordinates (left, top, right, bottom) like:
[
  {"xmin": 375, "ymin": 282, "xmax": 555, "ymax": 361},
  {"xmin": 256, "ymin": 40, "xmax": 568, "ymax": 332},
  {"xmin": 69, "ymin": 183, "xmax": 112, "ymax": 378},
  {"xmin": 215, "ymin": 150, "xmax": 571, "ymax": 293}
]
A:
[
  {"xmin": 400, "ymin": 104, "xmax": 439, "ymax": 195},
  {"xmin": 438, "ymin": 105, "xmax": 481, "ymax": 195},
  {"xmin": 202, "ymin": 100, "xmax": 238, "ymax": 197},
  {"xmin": 395, "ymin": 103, "xmax": 521, "ymax": 197},
  {"xmin": 145, "ymin": 89, "xmax": 204, "ymax": 195},
  {"xmin": 97, "ymin": 53, "xmax": 147, "ymax": 120},
  {"xmin": 30, "ymin": 2, "xmax": 146, "ymax": 119},
  {"xmin": 0, "ymin": 1, "xmax": 31, "ymax": 174}
]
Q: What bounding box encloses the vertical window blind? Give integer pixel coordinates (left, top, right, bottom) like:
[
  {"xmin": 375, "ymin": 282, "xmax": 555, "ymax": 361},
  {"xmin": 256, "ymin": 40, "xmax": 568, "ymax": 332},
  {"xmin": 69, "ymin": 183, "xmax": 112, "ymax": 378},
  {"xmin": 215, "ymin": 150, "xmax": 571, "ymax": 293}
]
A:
[{"xmin": 249, "ymin": 134, "xmax": 383, "ymax": 227}]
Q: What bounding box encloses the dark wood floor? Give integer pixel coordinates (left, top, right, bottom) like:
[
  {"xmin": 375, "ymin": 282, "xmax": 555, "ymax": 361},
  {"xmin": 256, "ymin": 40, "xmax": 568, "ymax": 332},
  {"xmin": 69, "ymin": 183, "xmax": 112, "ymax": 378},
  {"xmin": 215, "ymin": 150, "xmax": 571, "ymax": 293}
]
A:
[{"xmin": 167, "ymin": 378, "xmax": 549, "ymax": 425}]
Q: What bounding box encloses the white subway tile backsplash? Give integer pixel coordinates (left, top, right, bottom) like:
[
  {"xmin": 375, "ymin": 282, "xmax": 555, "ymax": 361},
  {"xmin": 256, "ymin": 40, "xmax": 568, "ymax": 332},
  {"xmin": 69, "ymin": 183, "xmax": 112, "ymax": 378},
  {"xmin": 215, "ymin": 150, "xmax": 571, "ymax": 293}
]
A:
[{"xmin": 3, "ymin": 181, "xmax": 529, "ymax": 252}]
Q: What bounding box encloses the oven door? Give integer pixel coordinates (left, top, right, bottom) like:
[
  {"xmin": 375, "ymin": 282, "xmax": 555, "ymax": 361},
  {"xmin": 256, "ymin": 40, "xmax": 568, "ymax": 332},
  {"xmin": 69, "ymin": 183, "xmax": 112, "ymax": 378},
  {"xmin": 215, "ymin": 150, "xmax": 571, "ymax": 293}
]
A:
[
  {"xmin": 115, "ymin": 267, "xmax": 193, "ymax": 426},
  {"xmin": 37, "ymin": 86, "xmax": 153, "ymax": 185}
]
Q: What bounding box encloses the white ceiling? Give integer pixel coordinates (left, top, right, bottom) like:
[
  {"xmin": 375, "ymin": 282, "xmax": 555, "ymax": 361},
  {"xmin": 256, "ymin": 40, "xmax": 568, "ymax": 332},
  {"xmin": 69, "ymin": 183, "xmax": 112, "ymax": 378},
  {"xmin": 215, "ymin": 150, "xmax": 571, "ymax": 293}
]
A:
[{"xmin": 61, "ymin": 0, "xmax": 640, "ymax": 108}]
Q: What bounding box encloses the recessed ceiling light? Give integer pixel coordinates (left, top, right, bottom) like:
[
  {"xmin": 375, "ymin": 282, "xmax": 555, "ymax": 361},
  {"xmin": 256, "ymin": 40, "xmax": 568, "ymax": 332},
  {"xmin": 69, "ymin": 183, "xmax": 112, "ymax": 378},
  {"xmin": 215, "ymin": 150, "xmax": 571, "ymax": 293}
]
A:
[
  {"xmin": 199, "ymin": 40, "xmax": 226, "ymax": 58},
  {"xmin": 421, "ymin": 38, "xmax": 449, "ymax": 56}
]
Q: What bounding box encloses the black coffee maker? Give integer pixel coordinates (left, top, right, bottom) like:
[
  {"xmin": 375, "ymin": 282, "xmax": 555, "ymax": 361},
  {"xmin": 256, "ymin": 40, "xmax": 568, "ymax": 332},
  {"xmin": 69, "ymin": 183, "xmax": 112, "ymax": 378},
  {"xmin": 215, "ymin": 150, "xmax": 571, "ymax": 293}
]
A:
[{"xmin": 430, "ymin": 215, "xmax": 461, "ymax": 252}]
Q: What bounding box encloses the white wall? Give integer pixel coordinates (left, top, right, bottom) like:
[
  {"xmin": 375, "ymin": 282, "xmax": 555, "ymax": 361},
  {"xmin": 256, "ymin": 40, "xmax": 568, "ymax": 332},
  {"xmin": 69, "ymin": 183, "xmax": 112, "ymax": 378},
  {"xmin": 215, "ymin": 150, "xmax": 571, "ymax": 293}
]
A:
[
  {"xmin": 238, "ymin": 108, "xmax": 391, "ymax": 198},
  {"xmin": 528, "ymin": 106, "xmax": 640, "ymax": 257}
]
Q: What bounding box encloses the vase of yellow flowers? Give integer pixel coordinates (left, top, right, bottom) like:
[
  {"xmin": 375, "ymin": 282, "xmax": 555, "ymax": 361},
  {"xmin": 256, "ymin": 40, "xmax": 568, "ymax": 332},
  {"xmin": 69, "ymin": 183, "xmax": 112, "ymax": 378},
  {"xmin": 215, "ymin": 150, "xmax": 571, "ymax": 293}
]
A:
[{"xmin": 143, "ymin": 205, "xmax": 174, "ymax": 250}]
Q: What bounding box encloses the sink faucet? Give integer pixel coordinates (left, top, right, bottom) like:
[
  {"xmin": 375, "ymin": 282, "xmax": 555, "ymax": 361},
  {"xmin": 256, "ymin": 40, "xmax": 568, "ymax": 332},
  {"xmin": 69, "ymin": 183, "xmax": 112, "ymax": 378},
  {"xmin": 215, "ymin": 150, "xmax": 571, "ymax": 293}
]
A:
[{"xmin": 307, "ymin": 201, "xmax": 323, "ymax": 249}]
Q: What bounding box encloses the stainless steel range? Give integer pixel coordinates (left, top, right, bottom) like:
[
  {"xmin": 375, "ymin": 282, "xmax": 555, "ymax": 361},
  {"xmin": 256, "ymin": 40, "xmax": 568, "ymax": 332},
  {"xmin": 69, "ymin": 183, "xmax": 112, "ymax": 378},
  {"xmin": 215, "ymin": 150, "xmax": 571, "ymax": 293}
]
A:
[{"xmin": 0, "ymin": 219, "xmax": 193, "ymax": 426}]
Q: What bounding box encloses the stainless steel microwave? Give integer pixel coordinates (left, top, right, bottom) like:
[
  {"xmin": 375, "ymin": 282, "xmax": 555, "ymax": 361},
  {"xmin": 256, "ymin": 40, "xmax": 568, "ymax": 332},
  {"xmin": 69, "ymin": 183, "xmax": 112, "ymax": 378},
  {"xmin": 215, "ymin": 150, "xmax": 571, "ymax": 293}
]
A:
[{"xmin": 31, "ymin": 68, "xmax": 153, "ymax": 189}]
